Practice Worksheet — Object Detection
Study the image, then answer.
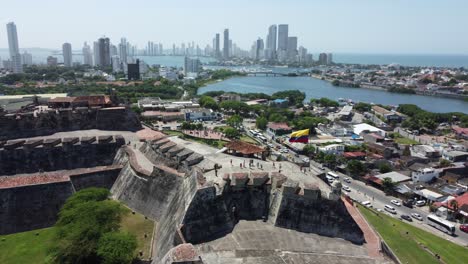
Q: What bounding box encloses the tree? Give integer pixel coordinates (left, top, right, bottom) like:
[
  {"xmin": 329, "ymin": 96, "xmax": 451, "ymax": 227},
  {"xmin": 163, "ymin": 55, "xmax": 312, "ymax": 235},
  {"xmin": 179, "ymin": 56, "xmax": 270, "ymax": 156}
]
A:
[
  {"xmin": 302, "ymin": 144, "xmax": 316, "ymax": 157},
  {"xmin": 256, "ymin": 116, "xmax": 268, "ymax": 130},
  {"xmin": 50, "ymin": 188, "xmax": 134, "ymax": 264},
  {"xmin": 219, "ymin": 100, "xmax": 249, "ymax": 114},
  {"xmin": 310, "ymin": 97, "xmax": 339, "ymax": 107},
  {"xmin": 271, "ymin": 90, "xmax": 305, "ymax": 106},
  {"xmin": 347, "ymin": 160, "xmax": 366, "ymax": 177},
  {"xmin": 382, "ymin": 177, "xmax": 396, "ymax": 194},
  {"xmin": 223, "ymin": 127, "xmax": 240, "ymax": 139},
  {"xmin": 227, "ymin": 114, "xmax": 243, "ymax": 128},
  {"xmin": 199, "ymin": 95, "xmax": 218, "ymax": 110},
  {"xmin": 379, "ymin": 164, "xmax": 392, "ymax": 173},
  {"xmin": 97, "ymin": 232, "xmax": 137, "ymax": 264},
  {"xmin": 449, "ymin": 200, "xmax": 459, "ymax": 213},
  {"xmin": 324, "ymin": 154, "xmax": 337, "ymax": 169},
  {"xmin": 354, "ymin": 102, "xmax": 372, "ymax": 113},
  {"xmin": 439, "ymin": 158, "xmax": 452, "ymax": 168}
]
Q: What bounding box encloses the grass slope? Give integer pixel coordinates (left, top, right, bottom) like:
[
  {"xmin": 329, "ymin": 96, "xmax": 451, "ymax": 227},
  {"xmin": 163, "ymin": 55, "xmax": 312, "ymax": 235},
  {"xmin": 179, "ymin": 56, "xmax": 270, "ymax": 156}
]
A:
[
  {"xmin": 0, "ymin": 206, "xmax": 155, "ymax": 264},
  {"xmin": 0, "ymin": 228, "xmax": 55, "ymax": 264},
  {"xmin": 359, "ymin": 206, "xmax": 468, "ymax": 264}
]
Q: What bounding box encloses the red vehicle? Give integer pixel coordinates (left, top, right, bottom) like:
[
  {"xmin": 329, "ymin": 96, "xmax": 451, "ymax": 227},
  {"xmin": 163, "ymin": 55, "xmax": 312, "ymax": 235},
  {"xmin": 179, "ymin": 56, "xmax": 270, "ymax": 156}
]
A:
[{"xmin": 460, "ymin": 224, "xmax": 468, "ymax": 233}]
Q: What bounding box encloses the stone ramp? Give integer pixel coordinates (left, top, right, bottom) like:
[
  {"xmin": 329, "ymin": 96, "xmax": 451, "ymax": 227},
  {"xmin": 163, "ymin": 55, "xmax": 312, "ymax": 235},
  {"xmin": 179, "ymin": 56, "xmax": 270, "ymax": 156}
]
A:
[
  {"xmin": 342, "ymin": 197, "xmax": 383, "ymax": 260},
  {"xmin": 196, "ymin": 220, "xmax": 384, "ymax": 264}
]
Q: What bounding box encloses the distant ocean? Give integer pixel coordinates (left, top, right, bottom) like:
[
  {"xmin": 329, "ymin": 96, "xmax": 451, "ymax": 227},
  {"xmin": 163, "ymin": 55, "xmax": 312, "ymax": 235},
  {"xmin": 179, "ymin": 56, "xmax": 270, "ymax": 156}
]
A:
[{"xmin": 0, "ymin": 48, "xmax": 467, "ymax": 68}]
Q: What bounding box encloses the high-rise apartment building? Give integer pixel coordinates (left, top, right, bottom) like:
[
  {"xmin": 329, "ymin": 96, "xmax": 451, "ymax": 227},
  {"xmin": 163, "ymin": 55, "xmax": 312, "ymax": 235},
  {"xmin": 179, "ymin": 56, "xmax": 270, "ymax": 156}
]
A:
[
  {"xmin": 318, "ymin": 53, "xmax": 328, "ymax": 65},
  {"xmin": 266, "ymin": 25, "xmax": 277, "ymax": 60},
  {"xmin": 6, "ymin": 22, "xmax": 23, "ymax": 73},
  {"xmin": 119, "ymin": 38, "xmax": 127, "ymax": 64},
  {"xmin": 184, "ymin": 56, "xmax": 201, "ymax": 76},
  {"xmin": 82, "ymin": 42, "xmax": 93, "ymax": 66},
  {"xmin": 255, "ymin": 38, "xmax": 264, "ymax": 60},
  {"xmin": 21, "ymin": 51, "xmax": 33, "ymax": 66},
  {"xmin": 93, "ymin": 41, "xmax": 100, "ymax": 66},
  {"xmin": 98, "ymin": 37, "xmax": 111, "ymax": 67},
  {"xmin": 215, "ymin": 33, "xmax": 221, "ymax": 58},
  {"xmin": 277, "ymin": 24, "xmax": 288, "ymax": 51},
  {"xmin": 287, "ymin": 36, "xmax": 298, "ymax": 61},
  {"xmin": 327, "ymin": 53, "xmax": 333, "ymax": 65},
  {"xmin": 62, "ymin": 43, "xmax": 72, "ymax": 67},
  {"xmin": 223, "ymin": 29, "xmax": 229, "ymax": 59}
]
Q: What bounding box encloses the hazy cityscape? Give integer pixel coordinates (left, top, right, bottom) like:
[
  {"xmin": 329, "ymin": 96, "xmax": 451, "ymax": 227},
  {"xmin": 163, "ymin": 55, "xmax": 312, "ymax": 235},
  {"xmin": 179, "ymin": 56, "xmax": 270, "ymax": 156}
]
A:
[{"xmin": 1, "ymin": 1, "xmax": 468, "ymax": 264}]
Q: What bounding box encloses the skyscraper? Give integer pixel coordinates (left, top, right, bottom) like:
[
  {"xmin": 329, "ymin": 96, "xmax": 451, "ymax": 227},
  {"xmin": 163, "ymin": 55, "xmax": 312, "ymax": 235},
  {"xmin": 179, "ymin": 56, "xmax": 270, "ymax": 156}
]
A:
[
  {"xmin": 6, "ymin": 22, "xmax": 23, "ymax": 73},
  {"xmin": 184, "ymin": 56, "xmax": 201, "ymax": 76},
  {"xmin": 266, "ymin": 25, "xmax": 277, "ymax": 60},
  {"xmin": 119, "ymin": 38, "xmax": 127, "ymax": 64},
  {"xmin": 277, "ymin": 24, "xmax": 288, "ymax": 51},
  {"xmin": 93, "ymin": 41, "xmax": 100, "ymax": 66},
  {"xmin": 98, "ymin": 37, "xmax": 111, "ymax": 67},
  {"xmin": 83, "ymin": 42, "xmax": 93, "ymax": 66},
  {"xmin": 327, "ymin": 53, "xmax": 333, "ymax": 65},
  {"xmin": 255, "ymin": 38, "xmax": 264, "ymax": 60},
  {"xmin": 223, "ymin": 29, "xmax": 229, "ymax": 59},
  {"xmin": 287, "ymin": 36, "xmax": 298, "ymax": 61},
  {"xmin": 318, "ymin": 53, "xmax": 328, "ymax": 65},
  {"xmin": 62, "ymin": 43, "xmax": 72, "ymax": 67},
  {"xmin": 215, "ymin": 33, "xmax": 220, "ymax": 58}
]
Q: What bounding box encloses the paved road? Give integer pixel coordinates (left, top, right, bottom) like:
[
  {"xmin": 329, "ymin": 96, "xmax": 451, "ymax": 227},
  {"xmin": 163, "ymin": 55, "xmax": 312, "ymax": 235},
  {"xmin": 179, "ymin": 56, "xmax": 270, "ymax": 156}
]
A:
[{"xmin": 332, "ymin": 169, "xmax": 468, "ymax": 246}]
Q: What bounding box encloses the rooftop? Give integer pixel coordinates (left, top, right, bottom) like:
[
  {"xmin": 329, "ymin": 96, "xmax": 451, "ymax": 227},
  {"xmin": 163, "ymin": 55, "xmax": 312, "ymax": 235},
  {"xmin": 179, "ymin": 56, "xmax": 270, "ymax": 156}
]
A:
[
  {"xmin": 267, "ymin": 122, "xmax": 292, "ymax": 131},
  {"xmin": 375, "ymin": 171, "xmax": 411, "ymax": 183}
]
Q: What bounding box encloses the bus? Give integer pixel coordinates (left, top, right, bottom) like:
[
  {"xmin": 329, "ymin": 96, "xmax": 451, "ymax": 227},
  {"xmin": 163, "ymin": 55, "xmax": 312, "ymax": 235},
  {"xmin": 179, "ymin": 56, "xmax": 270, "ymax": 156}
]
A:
[
  {"xmin": 327, "ymin": 171, "xmax": 339, "ymax": 179},
  {"xmin": 427, "ymin": 214, "xmax": 455, "ymax": 235}
]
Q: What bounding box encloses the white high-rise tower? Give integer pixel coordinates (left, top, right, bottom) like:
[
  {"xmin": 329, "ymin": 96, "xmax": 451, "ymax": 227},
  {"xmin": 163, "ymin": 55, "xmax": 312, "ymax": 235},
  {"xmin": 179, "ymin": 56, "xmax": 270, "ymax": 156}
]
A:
[{"xmin": 6, "ymin": 22, "xmax": 23, "ymax": 73}]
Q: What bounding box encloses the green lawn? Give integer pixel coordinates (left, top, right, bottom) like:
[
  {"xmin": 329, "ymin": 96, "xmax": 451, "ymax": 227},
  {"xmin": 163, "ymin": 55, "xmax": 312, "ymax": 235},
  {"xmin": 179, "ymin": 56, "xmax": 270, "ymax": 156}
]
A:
[
  {"xmin": 0, "ymin": 228, "xmax": 55, "ymax": 264},
  {"xmin": 240, "ymin": 135, "xmax": 258, "ymax": 144},
  {"xmin": 0, "ymin": 205, "xmax": 155, "ymax": 264},
  {"xmin": 391, "ymin": 132, "xmax": 419, "ymax": 145},
  {"xmin": 358, "ymin": 206, "xmax": 468, "ymax": 264},
  {"xmin": 120, "ymin": 207, "xmax": 155, "ymax": 260}
]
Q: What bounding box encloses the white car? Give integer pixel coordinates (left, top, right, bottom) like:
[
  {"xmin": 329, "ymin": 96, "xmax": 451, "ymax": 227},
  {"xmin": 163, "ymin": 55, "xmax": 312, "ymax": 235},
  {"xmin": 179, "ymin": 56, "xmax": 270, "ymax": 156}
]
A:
[
  {"xmin": 302, "ymin": 158, "xmax": 310, "ymax": 163},
  {"xmin": 343, "ymin": 177, "xmax": 351, "ymax": 183},
  {"xmin": 361, "ymin": 201, "xmax": 372, "ymax": 208},
  {"xmin": 342, "ymin": 185, "xmax": 351, "ymax": 192},
  {"xmin": 391, "ymin": 199, "xmax": 402, "ymax": 207},
  {"xmin": 415, "ymin": 200, "xmax": 426, "ymax": 207},
  {"xmin": 411, "ymin": 213, "xmax": 423, "ymax": 221},
  {"xmin": 377, "ymin": 208, "xmax": 384, "ymax": 212}
]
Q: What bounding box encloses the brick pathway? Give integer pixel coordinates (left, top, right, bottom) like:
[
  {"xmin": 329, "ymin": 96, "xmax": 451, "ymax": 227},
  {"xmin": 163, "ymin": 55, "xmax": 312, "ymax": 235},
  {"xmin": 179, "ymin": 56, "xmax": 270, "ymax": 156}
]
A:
[{"xmin": 342, "ymin": 197, "xmax": 383, "ymax": 259}]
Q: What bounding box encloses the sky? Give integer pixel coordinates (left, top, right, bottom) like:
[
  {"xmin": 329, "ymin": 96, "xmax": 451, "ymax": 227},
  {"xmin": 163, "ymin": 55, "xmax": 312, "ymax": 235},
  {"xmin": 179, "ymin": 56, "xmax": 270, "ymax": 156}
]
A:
[{"xmin": 0, "ymin": 0, "xmax": 467, "ymax": 54}]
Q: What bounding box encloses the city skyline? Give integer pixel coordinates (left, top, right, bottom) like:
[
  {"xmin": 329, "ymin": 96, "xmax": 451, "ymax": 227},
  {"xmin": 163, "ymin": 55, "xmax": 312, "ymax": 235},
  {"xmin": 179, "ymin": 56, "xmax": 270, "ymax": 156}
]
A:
[{"xmin": 0, "ymin": 0, "xmax": 467, "ymax": 54}]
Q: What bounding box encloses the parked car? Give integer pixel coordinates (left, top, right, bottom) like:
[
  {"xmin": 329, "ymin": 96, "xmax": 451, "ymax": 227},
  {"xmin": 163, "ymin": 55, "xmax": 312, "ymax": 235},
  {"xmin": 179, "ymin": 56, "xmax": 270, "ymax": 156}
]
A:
[
  {"xmin": 384, "ymin": 205, "xmax": 397, "ymax": 214},
  {"xmin": 403, "ymin": 199, "xmax": 414, "ymax": 208},
  {"xmin": 342, "ymin": 185, "xmax": 351, "ymax": 192},
  {"xmin": 415, "ymin": 200, "xmax": 426, "ymax": 207},
  {"xmin": 401, "ymin": 214, "xmax": 413, "ymax": 222},
  {"xmin": 411, "ymin": 213, "xmax": 423, "ymax": 221},
  {"xmin": 361, "ymin": 201, "xmax": 372, "ymax": 208},
  {"xmin": 302, "ymin": 157, "xmax": 310, "ymax": 163},
  {"xmin": 460, "ymin": 224, "xmax": 468, "ymax": 233},
  {"xmin": 343, "ymin": 177, "xmax": 351, "ymax": 183},
  {"xmin": 391, "ymin": 200, "xmax": 402, "ymax": 207}
]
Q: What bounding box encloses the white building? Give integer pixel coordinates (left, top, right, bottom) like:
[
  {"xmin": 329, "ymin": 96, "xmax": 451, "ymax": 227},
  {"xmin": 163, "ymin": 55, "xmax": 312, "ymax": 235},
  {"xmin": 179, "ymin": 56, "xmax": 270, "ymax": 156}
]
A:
[
  {"xmin": 318, "ymin": 144, "xmax": 345, "ymax": 155},
  {"xmin": 21, "ymin": 51, "xmax": 32, "ymax": 66},
  {"xmin": 184, "ymin": 56, "xmax": 200, "ymax": 76},
  {"xmin": 6, "ymin": 22, "xmax": 23, "ymax": 73},
  {"xmin": 411, "ymin": 168, "xmax": 440, "ymax": 183},
  {"xmin": 111, "ymin": 55, "xmax": 121, "ymax": 73},
  {"xmin": 82, "ymin": 42, "xmax": 93, "ymax": 66},
  {"xmin": 353, "ymin": 123, "xmax": 386, "ymax": 137}
]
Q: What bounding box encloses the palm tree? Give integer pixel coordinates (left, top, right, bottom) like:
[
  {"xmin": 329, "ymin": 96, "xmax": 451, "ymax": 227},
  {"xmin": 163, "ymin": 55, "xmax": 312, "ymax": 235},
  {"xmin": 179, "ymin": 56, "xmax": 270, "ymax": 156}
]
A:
[{"xmin": 450, "ymin": 200, "xmax": 459, "ymax": 212}]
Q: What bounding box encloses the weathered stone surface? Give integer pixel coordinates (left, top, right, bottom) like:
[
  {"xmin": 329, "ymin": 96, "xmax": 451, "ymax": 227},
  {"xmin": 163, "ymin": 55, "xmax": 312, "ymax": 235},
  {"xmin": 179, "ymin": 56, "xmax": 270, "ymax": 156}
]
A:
[
  {"xmin": 0, "ymin": 136, "xmax": 124, "ymax": 175},
  {"xmin": 0, "ymin": 107, "xmax": 141, "ymax": 140}
]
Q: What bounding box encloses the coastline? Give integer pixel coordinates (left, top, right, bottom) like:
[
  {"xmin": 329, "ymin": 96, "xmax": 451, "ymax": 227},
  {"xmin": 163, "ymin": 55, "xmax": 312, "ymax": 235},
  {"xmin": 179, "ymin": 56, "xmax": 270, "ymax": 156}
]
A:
[{"xmin": 309, "ymin": 74, "xmax": 468, "ymax": 101}]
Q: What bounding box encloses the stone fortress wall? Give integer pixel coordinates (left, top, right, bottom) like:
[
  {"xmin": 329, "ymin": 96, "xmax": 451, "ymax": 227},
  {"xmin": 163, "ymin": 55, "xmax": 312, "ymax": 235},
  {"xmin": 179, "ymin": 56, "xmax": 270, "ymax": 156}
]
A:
[
  {"xmin": 0, "ymin": 107, "xmax": 141, "ymax": 140},
  {"xmin": 0, "ymin": 135, "xmax": 125, "ymax": 175},
  {"xmin": 107, "ymin": 139, "xmax": 365, "ymax": 263},
  {"xmin": 0, "ymin": 135, "xmax": 125, "ymax": 235}
]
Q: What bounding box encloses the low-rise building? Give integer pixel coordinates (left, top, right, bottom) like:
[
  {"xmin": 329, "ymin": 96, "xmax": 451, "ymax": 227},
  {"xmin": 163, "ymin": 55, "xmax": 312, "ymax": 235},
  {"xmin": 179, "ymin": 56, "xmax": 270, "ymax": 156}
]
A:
[
  {"xmin": 353, "ymin": 123, "xmax": 386, "ymax": 137},
  {"xmin": 216, "ymin": 93, "xmax": 241, "ymax": 102},
  {"xmin": 141, "ymin": 111, "xmax": 185, "ymax": 122},
  {"xmin": 183, "ymin": 108, "xmax": 218, "ymax": 121},
  {"xmin": 453, "ymin": 126, "xmax": 468, "ymax": 140},
  {"xmin": 411, "ymin": 168, "xmax": 440, "ymax": 183},
  {"xmin": 375, "ymin": 171, "xmax": 411, "ymax": 184},
  {"xmin": 411, "ymin": 145, "xmax": 440, "ymax": 159},
  {"xmin": 266, "ymin": 122, "xmax": 293, "ymax": 137},
  {"xmin": 318, "ymin": 144, "xmax": 345, "ymax": 155},
  {"xmin": 442, "ymin": 151, "xmax": 468, "ymax": 162},
  {"xmin": 371, "ymin": 105, "xmax": 406, "ymax": 122}
]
